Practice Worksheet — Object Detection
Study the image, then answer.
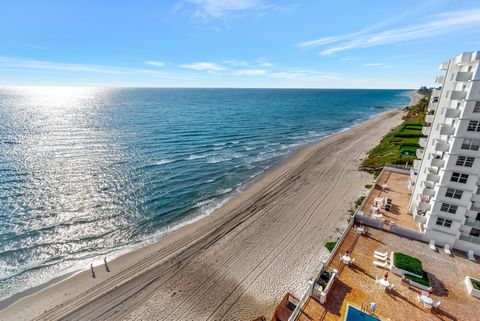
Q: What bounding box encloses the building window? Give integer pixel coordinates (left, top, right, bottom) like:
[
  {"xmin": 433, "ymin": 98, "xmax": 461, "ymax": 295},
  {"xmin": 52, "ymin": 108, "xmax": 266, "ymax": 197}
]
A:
[
  {"xmin": 440, "ymin": 203, "xmax": 458, "ymax": 214},
  {"xmin": 436, "ymin": 217, "xmax": 453, "ymax": 228},
  {"xmin": 470, "ymin": 228, "xmax": 480, "ymax": 237},
  {"xmin": 461, "ymin": 138, "xmax": 480, "ymax": 151},
  {"xmin": 451, "ymin": 172, "xmax": 469, "ymax": 183},
  {"xmin": 456, "ymin": 156, "xmax": 475, "ymax": 167},
  {"xmin": 473, "ymin": 101, "xmax": 480, "ymax": 113},
  {"xmin": 476, "ymin": 212, "xmax": 480, "ymax": 221},
  {"xmin": 467, "ymin": 120, "xmax": 480, "ymax": 132},
  {"xmin": 445, "ymin": 188, "xmax": 463, "ymax": 199}
]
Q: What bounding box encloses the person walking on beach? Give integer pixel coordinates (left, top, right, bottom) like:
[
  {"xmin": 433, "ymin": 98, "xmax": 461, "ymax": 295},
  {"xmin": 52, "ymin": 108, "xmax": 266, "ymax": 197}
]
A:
[
  {"xmin": 90, "ymin": 263, "xmax": 96, "ymax": 279},
  {"xmin": 104, "ymin": 256, "xmax": 110, "ymax": 272}
]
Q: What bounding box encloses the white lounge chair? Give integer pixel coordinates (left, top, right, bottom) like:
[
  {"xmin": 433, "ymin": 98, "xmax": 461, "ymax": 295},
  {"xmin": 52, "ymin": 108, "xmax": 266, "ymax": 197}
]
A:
[
  {"xmin": 373, "ymin": 260, "xmax": 388, "ymax": 268},
  {"xmin": 350, "ymin": 257, "xmax": 355, "ymax": 265},
  {"xmin": 374, "ymin": 250, "xmax": 388, "ymax": 257},
  {"xmin": 444, "ymin": 244, "xmax": 451, "ymax": 255},
  {"xmin": 468, "ymin": 250, "xmax": 476, "ymax": 261},
  {"xmin": 432, "ymin": 301, "xmax": 441, "ymax": 309},
  {"xmin": 374, "ymin": 254, "xmax": 388, "ymax": 261},
  {"xmin": 429, "ymin": 240, "xmax": 436, "ymax": 250},
  {"xmin": 387, "ymin": 283, "xmax": 394, "ymax": 291}
]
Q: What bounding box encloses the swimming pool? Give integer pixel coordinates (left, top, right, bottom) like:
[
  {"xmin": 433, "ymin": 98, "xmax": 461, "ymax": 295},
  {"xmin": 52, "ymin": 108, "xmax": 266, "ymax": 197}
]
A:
[{"xmin": 345, "ymin": 304, "xmax": 380, "ymax": 321}]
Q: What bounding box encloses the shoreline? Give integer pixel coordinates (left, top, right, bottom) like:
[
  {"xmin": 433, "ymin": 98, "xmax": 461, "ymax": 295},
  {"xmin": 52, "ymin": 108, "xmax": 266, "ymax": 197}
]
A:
[
  {"xmin": 0, "ymin": 103, "xmax": 406, "ymax": 309},
  {"xmin": 0, "ymin": 107, "xmax": 404, "ymax": 310},
  {"xmin": 0, "ymin": 108, "xmax": 405, "ymax": 321}
]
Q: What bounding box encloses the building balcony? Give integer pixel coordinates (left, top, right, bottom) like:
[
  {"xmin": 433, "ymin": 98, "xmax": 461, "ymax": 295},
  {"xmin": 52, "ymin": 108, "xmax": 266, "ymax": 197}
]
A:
[
  {"xmin": 410, "ymin": 169, "xmax": 418, "ymax": 183},
  {"xmin": 421, "ymin": 186, "xmax": 436, "ymax": 197},
  {"xmin": 426, "ymin": 173, "xmax": 440, "ymax": 183},
  {"xmin": 439, "ymin": 62, "xmax": 449, "ymax": 70},
  {"xmin": 454, "ymin": 52, "xmax": 473, "ymax": 64},
  {"xmin": 451, "ymin": 90, "xmax": 467, "ymax": 100},
  {"xmin": 445, "ymin": 108, "xmax": 460, "ymax": 118},
  {"xmin": 431, "ymin": 157, "xmax": 445, "ymax": 167},
  {"xmin": 416, "ymin": 148, "xmax": 424, "ymax": 159},
  {"xmin": 464, "ymin": 219, "xmax": 480, "ymax": 229},
  {"xmin": 433, "ymin": 139, "xmax": 450, "ymax": 152},
  {"xmin": 424, "ymin": 180, "xmax": 435, "ymax": 189},
  {"xmin": 419, "ymin": 137, "xmax": 428, "ymax": 148},
  {"xmin": 435, "ymin": 76, "xmax": 445, "ymax": 84},
  {"xmin": 470, "ymin": 202, "xmax": 480, "ymax": 212},
  {"xmin": 456, "ymin": 72, "xmax": 474, "ymax": 82},
  {"xmin": 413, "ymin": 159, "xmax": 421, "ymax": 171},
  {"xmin": 422, "ymin": 126, "xmax": 431, "ymax": 136},
  {"xmin": 439, "ymin": 124, "xmax": 455, "ymax": 135},
  {"xmin": 428, "ymin": 102, "xmax": 438, "ymax": 112},
  {"xmin": 417, "ymin": 199, "xmax": 431, "ymax": 211},
  {"xmin": 425, "ymin": 114, "xmax": 435, "ymax": 124},
  {"xmin": 459, "ymin": 234, "xmax": 480, "ymax": 245}
]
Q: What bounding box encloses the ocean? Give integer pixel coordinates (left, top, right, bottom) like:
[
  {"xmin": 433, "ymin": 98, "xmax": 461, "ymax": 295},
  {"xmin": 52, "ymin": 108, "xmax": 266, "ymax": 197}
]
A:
[{"xmin": 0, "ymin": 87, "xmax": 410, "ymax": 301}]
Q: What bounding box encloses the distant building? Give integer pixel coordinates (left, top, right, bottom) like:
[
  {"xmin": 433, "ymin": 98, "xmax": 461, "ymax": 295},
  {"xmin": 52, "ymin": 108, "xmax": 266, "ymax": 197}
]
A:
[{"xmin": 409, "ymin": 51, "xmax": 480, "ymax": 252}]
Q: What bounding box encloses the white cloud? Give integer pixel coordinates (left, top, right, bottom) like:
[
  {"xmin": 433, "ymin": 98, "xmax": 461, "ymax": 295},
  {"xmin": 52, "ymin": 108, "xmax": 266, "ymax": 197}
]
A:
[
  {"xmin": 179, "ymin": 62, "xmax": 227, "ymax": 72},
  {"xmin": 256, "ymin": 57, "xmax": 273, "ymax": 67},
  {"xmin": 312, "ymin": 9, "xmax": 480, "ymax": 55},
  {"xmin": 362, "ymin": 63, "xmax": 390, "ymax": 67},
  {"xmin": 269, "ymin": 70, "xmax": 342, "ymax": 81},
  {"xmin": 178, "ymin": 0, "xmax": 269, "ymax": 18},
  {"xmin": 222, "ymin": 59, "xmax": 250, "ymax": 66},
  {"xmin": 0, "ymin": 56, "xmax": 196, "ymax": 80},
  {"xmin": 234, "ymin": 69, "xmax": 267, "ymax": 76},
  {"xmin": 145, "ymin": 60, "xmax": 166, "ymax": 67}
]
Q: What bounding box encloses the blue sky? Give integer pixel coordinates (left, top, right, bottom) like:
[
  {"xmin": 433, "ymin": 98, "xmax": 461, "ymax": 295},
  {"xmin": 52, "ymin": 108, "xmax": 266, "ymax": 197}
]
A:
[{"xmin": 1, "ymin": 0, "xmax": 480, "ymax": 88}]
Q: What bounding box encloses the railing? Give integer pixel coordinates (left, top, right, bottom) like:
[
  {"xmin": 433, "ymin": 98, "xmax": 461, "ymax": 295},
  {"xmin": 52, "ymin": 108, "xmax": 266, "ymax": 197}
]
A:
[
  {"xmin": 389, "ymin": 225, "xmax": 424, "ymax": 241},
  {"xmin": 459, "ymin": 234, "xmax": 480, "ymax": 245},
  {"xmin": 384, "ymin": 164, "xmax": 411, "ymax": 174},
  {"xmin": 464, "ymin": 220, "xmax": 480, "ymax": 229},
  {"xmin": 287, "ymin": 218, "xmax": 353, "ymax": 321}
]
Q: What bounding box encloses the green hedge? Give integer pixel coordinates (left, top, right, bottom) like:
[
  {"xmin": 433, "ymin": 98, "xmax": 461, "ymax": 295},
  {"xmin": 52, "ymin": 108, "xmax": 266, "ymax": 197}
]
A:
[
  {"xmin": 405, "ymin": 271, "xmax": 430, "ymax": 287},
  {"xmin": 325, "ymin": 241, "xmax": 337, "ymax": 252},
  {"xmin": 472, "ymin": 278, "xmax": 480, "ymax": 290},
  {"xmin": 393, "ymin": 252, "xmax": 424, "ymax": 276}
]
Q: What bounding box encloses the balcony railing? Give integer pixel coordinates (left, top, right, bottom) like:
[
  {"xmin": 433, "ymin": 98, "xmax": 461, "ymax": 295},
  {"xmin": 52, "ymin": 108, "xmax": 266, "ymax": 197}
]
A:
[
  {"xmin": 439, "ymin": 62, "xmax": 449, "ymax": 70},
  {"xmin": 434, "ymin": 139, "xmax": 450, "ymax": 152},
  {"xmin": 464, "ymin": 220, "xmax": 480, "ymax": 229},
  {"xmin": 425, "ymin": 114, "xmax": 435, "ymax": 124},
  {"xmin": 413, "ymin": 159, "xmax": 421, "ymax": 171},
  {"xmin": 422, "ymin": 126, "xmax": 431, "ymax": 136},
  {"xmin": 416, "ymin": 149, "xmax": 424, "ymax": 159},
  {"xmin": 426, "ymin": 173, "xmax": 440, "ymax": 183},
  {"xmin": 459, "ymin": 234, "xmax": 480, "ymax": 245},
  {"xmin": 456, "ymin": 72, "xmax": 473, "ymax": 81},
  {"xmin": 421, "ymin": 186, "xmax": 435, "ymax": 197},
  {"xmin": 419, "ymin": 137, "xmax": 428, "ymax": 148},
  {"xmin": 435, "ymin": 76, "xmax": 445, "ymax": 84},
  {"xmin": 444, "ymin": 108, "xmax": 460, "ymax": 118},
  {"xmin": 431, "ymin": 158, "xmax": 445, "ymax": 167},
  {"xmin": 451, "ymin": 90, "xmax": 467, "ymax": 100},
  {"xmin": 439, "ymin": 124, "xmax": 455, "ymax": 135}
]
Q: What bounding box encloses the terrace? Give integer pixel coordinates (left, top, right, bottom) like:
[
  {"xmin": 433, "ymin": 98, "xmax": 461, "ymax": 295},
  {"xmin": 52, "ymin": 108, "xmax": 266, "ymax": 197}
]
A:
[
  {"xmin": 289, "ymin": 226, "xmax": 480, "ymax": 321},
  {"xmin": 359, "ymin": 168, "xmax": 418, "ymax": 231}
]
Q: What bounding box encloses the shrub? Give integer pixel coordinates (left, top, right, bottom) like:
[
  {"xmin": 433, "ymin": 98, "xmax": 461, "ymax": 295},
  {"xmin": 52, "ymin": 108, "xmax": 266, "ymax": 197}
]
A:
[
  {"xmin": 405, "ymin": 271, "xmax": 430, "ymax": 287},
  {"xmin": 472, "ymin": 278, "xmax": 480, "ymax": 290},
  {"xmin": 325, "ymin": 241, "xmax": 337, "ymax": 252},
  {"xmin": 393, "ymin": 252, "xmax": 424, "ymax": 276},
  {"xmin": 365, "ymin": 184, "xmax": 373, "ymax": 189}
]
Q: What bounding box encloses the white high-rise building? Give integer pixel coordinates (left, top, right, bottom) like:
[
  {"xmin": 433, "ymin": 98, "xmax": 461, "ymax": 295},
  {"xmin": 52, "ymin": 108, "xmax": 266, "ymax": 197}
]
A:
[{"xmin": 409, "ymin": 51, "xmax": 480, "ymax": 252}]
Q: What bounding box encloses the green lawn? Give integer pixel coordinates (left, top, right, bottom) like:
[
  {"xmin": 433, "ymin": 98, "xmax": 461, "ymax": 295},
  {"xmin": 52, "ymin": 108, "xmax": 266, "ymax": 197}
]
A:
[{"xmin": 360, "ymin": 96, "xmax": 428, "ymax": 172}]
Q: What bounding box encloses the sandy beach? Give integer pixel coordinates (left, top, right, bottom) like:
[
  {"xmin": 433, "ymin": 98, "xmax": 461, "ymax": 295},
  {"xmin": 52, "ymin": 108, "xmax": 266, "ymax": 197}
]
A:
[{"xmin": 0, "ymin": 108, "xmax": 404, "ymax": 321}]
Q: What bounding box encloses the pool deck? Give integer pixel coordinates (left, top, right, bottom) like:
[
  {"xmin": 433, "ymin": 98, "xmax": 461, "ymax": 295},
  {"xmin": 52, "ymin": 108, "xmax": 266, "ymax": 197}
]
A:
[{"xmin": 293, "ymin": 226, "xmax": 480, "ymax": 321}]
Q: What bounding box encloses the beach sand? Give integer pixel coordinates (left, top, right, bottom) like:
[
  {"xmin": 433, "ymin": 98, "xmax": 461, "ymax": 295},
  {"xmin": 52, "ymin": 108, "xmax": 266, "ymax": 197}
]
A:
[{"xmin": 0, "ymin": 109, "xmax": 404, "ymax": 321}]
